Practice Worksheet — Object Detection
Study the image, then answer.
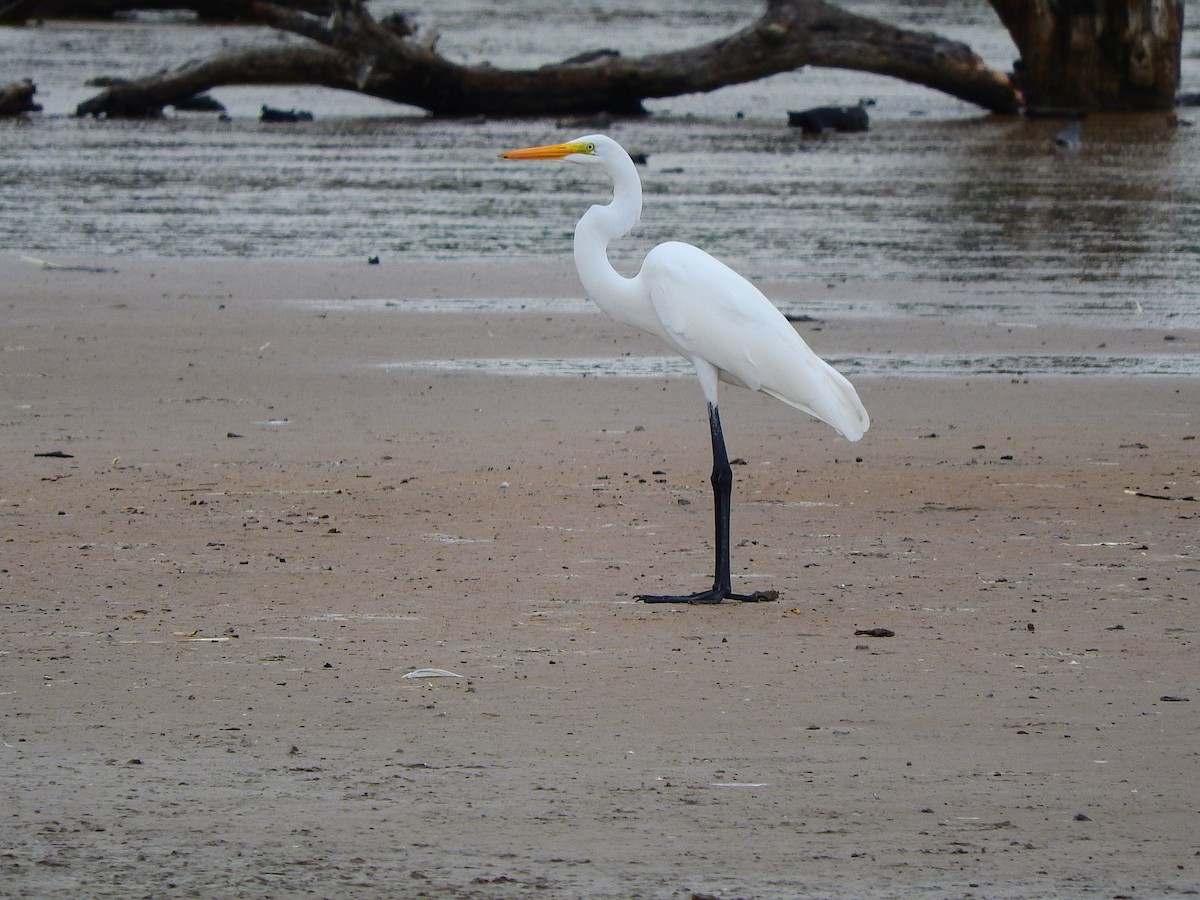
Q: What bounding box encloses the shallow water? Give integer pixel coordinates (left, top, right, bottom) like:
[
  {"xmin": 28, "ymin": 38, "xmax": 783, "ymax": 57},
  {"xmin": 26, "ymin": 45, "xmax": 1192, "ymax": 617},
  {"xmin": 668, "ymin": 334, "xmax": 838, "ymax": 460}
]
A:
[
  {"xmin": 383, "ymin": 352, "xmax": 1200, "ymax": 379},
  {"xmin": 3, "ymin": 2, "xmax": 1200, "ymax": 340},
  {"xmin": 298, "ymin": 285, "xmax": 1193, "ymax": 330}
]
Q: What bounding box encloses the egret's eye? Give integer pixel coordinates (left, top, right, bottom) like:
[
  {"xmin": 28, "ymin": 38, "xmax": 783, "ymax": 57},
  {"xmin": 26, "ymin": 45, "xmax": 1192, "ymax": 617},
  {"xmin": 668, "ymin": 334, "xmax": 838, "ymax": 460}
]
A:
[{"xmin": 585, "ymin": 142, "xmax": 596, "ymax": 153}]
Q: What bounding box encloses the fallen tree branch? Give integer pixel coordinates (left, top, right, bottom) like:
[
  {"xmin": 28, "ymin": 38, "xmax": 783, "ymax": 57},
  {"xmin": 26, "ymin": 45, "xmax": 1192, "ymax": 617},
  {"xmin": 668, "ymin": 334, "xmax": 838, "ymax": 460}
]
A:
[
  {"xmin": 76, "ymin": 45, "xmax": 355, "ymax": 117},
  {"xmin": 74, "ymin": 0, "xmax": 1020, "ymax": 119},
  {"xmin": 321, "ymin": 0, "xmax": 1020, "ymax": 116}
]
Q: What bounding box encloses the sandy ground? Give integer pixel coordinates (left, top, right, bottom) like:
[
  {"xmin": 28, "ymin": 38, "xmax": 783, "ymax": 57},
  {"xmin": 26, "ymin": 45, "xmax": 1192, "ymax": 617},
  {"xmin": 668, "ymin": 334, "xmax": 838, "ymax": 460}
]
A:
[{"xmin": 2, "ymin": 254, "xmax": 1197, "ymax": 899}]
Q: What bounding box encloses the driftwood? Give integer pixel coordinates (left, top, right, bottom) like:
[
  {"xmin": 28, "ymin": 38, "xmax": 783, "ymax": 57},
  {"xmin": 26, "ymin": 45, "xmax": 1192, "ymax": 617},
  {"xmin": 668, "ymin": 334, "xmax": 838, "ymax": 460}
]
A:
[
  {"xmin": 991, "ymin": 0, "xmax": 1182, "ymax": 113},
  {"xmin": 74, "ymin": 0, "xmax": 1021, "ymax": 119},
  {"xmin": 788, "ymin": 99, "xmax": 873, "ymax": 135},
  {"xmin": 0, "ymin": 78, "xmax": 41, "ymax": 115},
  {"xmin": 260, "ymin": 103, "xmax": 312, "ymax": 122}
]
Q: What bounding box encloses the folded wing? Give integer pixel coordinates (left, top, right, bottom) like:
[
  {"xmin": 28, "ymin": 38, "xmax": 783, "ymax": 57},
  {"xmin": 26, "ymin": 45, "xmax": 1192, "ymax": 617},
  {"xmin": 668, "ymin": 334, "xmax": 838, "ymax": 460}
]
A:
[{"xmin": 641, "ymin": 241, "xmax": 869, "ymax": 442}]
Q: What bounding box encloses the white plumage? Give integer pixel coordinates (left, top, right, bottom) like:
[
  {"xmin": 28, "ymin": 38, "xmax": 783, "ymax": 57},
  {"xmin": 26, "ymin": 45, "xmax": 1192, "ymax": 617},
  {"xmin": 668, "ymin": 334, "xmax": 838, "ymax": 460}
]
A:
[{"xmin": 502, "ymin": 134, "xmax": 868, "ymax": 604}]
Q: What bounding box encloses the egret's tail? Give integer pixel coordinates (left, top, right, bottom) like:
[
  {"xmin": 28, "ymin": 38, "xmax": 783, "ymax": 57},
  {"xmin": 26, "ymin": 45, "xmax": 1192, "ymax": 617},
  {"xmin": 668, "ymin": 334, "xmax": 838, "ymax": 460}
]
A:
[{"xmin": 762, "ymin": 361, "xmax": 869, "ymax": 442}]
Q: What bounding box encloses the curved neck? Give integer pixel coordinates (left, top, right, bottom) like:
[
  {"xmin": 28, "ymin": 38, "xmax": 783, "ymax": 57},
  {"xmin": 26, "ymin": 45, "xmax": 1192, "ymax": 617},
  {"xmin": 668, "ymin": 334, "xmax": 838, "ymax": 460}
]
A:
[{"xmin": 573, "ymin": 151, "xmax": 642, "ymax": 318}]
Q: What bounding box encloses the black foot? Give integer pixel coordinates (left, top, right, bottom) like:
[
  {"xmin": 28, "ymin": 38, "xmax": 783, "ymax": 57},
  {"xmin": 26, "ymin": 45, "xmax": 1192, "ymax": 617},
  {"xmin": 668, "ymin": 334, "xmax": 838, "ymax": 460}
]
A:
[{"xmin": 637, "ymin": 588, "xmax": 779, "ymax": 605}]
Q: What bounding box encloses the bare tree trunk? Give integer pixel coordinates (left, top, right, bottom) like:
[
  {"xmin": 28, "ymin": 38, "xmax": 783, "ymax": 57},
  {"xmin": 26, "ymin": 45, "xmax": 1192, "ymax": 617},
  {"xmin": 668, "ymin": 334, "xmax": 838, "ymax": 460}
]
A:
[
  {"xmin": 991, "ymin": 0, "xmax": 1183, "ymax": 114},
  {"xmin": 75, "ymin": 0, "xmax": 1021, "ymax": 119},
  {"xmin": 0, "ymin": 78, "xmax": 41, "ymax": 115}
]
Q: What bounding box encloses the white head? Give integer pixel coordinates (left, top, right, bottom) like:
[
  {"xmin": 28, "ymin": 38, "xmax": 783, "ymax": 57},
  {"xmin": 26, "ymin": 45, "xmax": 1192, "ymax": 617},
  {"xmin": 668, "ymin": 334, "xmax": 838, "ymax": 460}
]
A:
[{"xmin": 500, "ymin": 132, "xmax": 644, "ymax": 262}]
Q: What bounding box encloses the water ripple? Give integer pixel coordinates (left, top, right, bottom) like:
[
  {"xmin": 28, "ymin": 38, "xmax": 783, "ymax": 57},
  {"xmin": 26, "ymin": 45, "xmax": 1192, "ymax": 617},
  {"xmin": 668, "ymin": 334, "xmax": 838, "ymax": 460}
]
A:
[{"xmin": 381, "ymin": 353, "xmax": 1199, "ymax": 379}]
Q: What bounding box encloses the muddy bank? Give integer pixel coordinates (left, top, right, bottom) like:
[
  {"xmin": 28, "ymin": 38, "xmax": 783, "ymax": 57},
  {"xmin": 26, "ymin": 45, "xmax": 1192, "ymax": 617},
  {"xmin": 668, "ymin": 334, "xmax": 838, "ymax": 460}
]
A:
[{"xmin": 1, "ymin": 256, "xmax": 1197, "ymax": 898}]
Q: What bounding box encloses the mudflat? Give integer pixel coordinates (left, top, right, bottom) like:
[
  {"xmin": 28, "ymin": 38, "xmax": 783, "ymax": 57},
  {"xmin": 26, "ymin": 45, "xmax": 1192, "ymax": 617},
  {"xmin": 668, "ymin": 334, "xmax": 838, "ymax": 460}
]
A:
[{"xmin": 2, "ymin": 254, "xmax": 1197, "ymax": 898}]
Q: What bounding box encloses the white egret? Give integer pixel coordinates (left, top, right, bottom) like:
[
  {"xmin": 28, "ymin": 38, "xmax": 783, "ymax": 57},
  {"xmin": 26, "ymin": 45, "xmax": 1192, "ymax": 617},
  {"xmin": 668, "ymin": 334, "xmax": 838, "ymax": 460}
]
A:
[{"xmin": 501, "ymin": 134, "xmax": 868, "ymax": 604}]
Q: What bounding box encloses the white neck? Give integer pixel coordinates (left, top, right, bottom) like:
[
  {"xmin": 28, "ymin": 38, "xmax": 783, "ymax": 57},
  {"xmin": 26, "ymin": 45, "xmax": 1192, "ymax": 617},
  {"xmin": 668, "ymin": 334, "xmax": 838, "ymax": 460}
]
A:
[{"xmin": 572, "ymin": 150, "xmax": 643, "ymax": 322}]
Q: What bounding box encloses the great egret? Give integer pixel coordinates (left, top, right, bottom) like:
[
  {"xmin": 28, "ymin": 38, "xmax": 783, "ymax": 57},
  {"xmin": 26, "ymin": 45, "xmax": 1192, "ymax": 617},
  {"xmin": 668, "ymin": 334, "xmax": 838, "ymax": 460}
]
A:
[{"xmin": 501, "ymin": 134, "xmax": 869, "ymax": 604}]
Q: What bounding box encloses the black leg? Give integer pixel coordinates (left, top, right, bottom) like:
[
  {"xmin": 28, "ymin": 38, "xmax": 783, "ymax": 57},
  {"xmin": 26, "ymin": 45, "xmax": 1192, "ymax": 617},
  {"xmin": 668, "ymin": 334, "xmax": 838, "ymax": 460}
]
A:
[{"xmin": 637, "ymin": 403, "xmax": 778, "ymax": 605}]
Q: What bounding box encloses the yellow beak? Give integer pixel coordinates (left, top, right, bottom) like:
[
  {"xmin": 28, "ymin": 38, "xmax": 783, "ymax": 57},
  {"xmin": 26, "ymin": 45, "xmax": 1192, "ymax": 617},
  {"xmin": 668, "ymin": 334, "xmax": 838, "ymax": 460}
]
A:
[{"xmin": 500, "ymin": 140, "xmax": 590, "ymax": 161}]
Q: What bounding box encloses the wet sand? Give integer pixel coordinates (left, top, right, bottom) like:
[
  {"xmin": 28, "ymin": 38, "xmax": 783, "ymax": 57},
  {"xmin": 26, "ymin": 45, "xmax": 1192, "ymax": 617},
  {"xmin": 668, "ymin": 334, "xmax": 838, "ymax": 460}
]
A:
[{"xmin": 2, "ymin": 254, "xmax": 1197, "ymax": 898}]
